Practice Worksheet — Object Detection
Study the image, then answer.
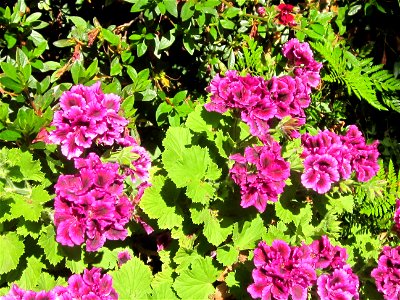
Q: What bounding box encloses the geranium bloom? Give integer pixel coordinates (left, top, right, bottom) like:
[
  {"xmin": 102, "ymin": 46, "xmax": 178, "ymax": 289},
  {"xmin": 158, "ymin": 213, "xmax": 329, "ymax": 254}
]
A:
[
  {"xmin": 301, "ymin": 126, "xmax": 379, "ymax": 193},
  {"xmin": 229, "ymin": 141, "xmax": 290, "ymax": 213},
  {"xmin": 117, "ymin": 250, "xmax": 132, "ymax": 267},
  {"xmin": 248, "ymin": 240, "xmax": 316, "ymax": 300},
  {"xmin": 310, "ymin": 235, "xmax": 348, "ymax": 269},
  {"xmin": 301, "ymin": 154, "xmax": 340, "ymax": 194},
  {"xmin": 317, "ymin": 265, "xmax": 360, "ymax": 300},
  {"xmin": 276, "ymin": 3, "xmax": 296, "ymax": 26},
  {"xmin": 117, "ymin": 133, "xmax": 152, "ymax": 203},
  {"xmin": 54, "ymin": 153, "xmax": 134, "ymax": 251},
  {"xmin": 2, "ymin": 268, "xmax": 117, "ymax": 300},
  {"xmin": 341, "ymin": 125, "xmax": 380, "ymax": 182},
  {"xmin": 48, "ymin": 82, "xmax": 128, "ymax": 159},
  {"xmin": 371, "ymin": 245, "xmax": 400, "ymax": 300},
  {"xmin": 394, "ymin": 199, "xmax": 400, "ymax": 233}
]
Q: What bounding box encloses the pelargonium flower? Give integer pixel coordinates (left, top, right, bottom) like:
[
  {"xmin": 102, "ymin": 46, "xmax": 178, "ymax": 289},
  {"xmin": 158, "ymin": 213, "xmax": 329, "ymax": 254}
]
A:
[
  {"xmin": 117, "ymin": 250, "xmax": 132, "ymax": 267},
  {"xmin": 317, "ymin": 264, "xmax": 360, "ymax": 300},
  {"xmin": 205, "ymin": 70, "xmax": 269, "ymax": 113},
  {"xmin": 341, "ymin": 125, "xmax": 380, "ymax": 182},
  {"xmin": 275, "ymin": 3, "xmax": 296, "ymax": 26},
  {"xmin": 371, "ymin": 245, "xmax": 400, "ymax": 300},
  {"xmin": 117, "ymin": 133, "xmax": 152, "ymax": 203},
  {"xmin": 229, "ymin": 141, "xmax": 290, "ymax": 213},
  {"xmin": 1, "ymin": 284, "xmax": 58, "ymax": 300},
  {"xmin": 283, "ymin": 38, "xmax": 323, "ymax": 89},
  {"xmin": 54, "ymin": 153, "xmax": 134, "ymax": 251},
  {"xmin": 54, "ymin": 268, "xmax": 118, "ymax": 299},
  {"xmin": 1, "ymin": 268, "xmax": 117, "ymax": 300},
  {"xmin": 48, "ymin": 81, "xmax": 128, "ymax": 159},
  {"xmin": 248, "ymin": 240, "xmax": 316, "ymax": 300},
  {"xmin": 301, "ymin": 154, "xmax": 340, "ymax": 194},
  {"xmin": 310, "ymin": 235, "xmax": 348, "ymax": 269},
  {"xmin": 257, "ymin": 6, "xmax": 266, "ymax": 17},
  {"xmin": 300, "ymin": 126, "xmax": 379, "ymax": 193},
  {"xmin": 394, "ymin": 199, "xmax": 400, "ymax": 233}
]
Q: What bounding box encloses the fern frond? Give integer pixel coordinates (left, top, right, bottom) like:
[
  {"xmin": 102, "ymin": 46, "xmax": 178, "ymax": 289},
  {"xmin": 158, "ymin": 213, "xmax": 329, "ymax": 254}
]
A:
[
  {"xmin": 310, "ymin": 41, "xmax": 400, "ymax": 111},
  {"xmin": 381, "ymin": 95, "xmax": 400, "ymax": 113},
  {"xmin": 344, "ymin": 69, "xmax": 387, "ymax": 110},
  {"xmin": 357, "ymin": 160, "xmax": 398, "ymax": 224}
]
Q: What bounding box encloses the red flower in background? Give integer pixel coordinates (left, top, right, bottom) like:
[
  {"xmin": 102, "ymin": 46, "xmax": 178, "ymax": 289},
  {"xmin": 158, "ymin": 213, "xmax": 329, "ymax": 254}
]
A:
[{"xmin": 276, "ymin": 3, "xmax": 296, "ymax": 26}]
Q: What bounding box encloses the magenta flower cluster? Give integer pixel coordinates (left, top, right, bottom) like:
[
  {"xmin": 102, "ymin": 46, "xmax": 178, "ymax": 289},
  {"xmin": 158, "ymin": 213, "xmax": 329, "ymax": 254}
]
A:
[
  {"xmin": 301, "ymin": 125, "xmax": 379, "ymax": 194},
  {"xmin": 371, "ymin": 245, "xmax": 400, "ymax": 300},
  {"xmin": 247, "ymin": 240, "xmax": 316, "ymax": 300},
  {"xmin": 205, "ymin": 38, "xmax": 322, "ymax": 141},
  {"xmin": 248, "ymin": 236, "xmax": 359, "ymax": 300},
  {"xmin": 48, "ymin": 81, "xmax": 129, "ymax": 159},
  {"xmin": 311, "ymin": 236, "xmax": 359, "ymax": 300},
  {"xmin": 394, "ymin": 199, "xmax": 400, "ymax": 233},
  {"xmin": 54, "ymin": 153, "xmax": 133, "ymax": 251},
  {"xmin": 49, "ymin": 83, "xmax": 152, "ymax": 252},
  {"xmin": 229, "ymin": 141, "xmax": 290, "ymax": 213},
  {"xmin": 1, "ymin": 268, "xmax": 117, "ymax": 300}
]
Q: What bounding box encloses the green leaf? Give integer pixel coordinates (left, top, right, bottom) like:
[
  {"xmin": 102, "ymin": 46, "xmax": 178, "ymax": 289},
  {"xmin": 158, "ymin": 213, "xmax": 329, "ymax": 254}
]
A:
[
  {"xmin": 216, "ymin": 245, "xmax": 238, "ymax": 266},
  {"xmin": 173, "ymin": 257, "xmax": 219, "ymax": 300},
  {"xmin": 4, "ymin": 32, "xmax": 17, "ymax": 48},
  {"xmin": 111, "ymin": 256, "xmax": 152, "ymax": 299},
  {"xmin": 310, "ymin": 23, "xmax": 325, "ymax": 36},
  {"xmin": 183, "ymin": 35, "xmax": 195, "ymax": 55},
  {"xmin": 190, "ymin": 207, "xmax": 232, "ymax": 246},
  {"xmin": 38, "ymin": 225, "xmax": 64, "ymax": 266},
  {"xmin": 163, "ymin": 145, "xmax": 210, "ymax": 187},
  {"xmin": 220, "ymin": 19, "xmax": 235, "ymax": 30},
  {"xmin": 0, "ymin": 77, "xmax": 24, "ymax": 93},
  {"xmin": 9, "ymin": 186, "xmax": 49, "ymax": 222},
  {"xmin": 232, "ymin": 215, "xmax": 264, "ymax": 250},
  {"xmin": 102, "ymin": 28, "xmax": 120, "ymax": 45},
  {"xmin": 137, "ymin": 40, "xmax": 148, "ymax": 57},
  {"xmin": 36, "ymin": 272, "xmax": 67, "ymax": 291},
  {"xmin": 68, "ymin": 16, "xmax": 87, "ymax": 29},
  {"xmin": 17, "ymin": 150, "xmax": 46, "ymax": 182},
  {"xmin": 17, "ymin": 256, "xmax": 45, "ymax": 290},
  {"xmin": 140, "ymin": 175, "xmax": 183, "ymax": 229},
  {"xmin": 328, "ymin": 194, "xmax": 354, "ymax": 214},
  {"xmin": 0, "ymin": 232, "xmax": 24, "ymax": 274},
  {"xmin": 150, "ymin": 267, "xmax": 177, "ymax": 299},
  {"xmin": 162, "ymin": 126, "xmax": 192, "ymax": 159},
  {"xmin": 110, "ymin": 57, "xmax": 122, "ymax": 76},
  {"xmin": 186, "ymin": 181, "xmax": 215, "ymax": 204},
  {"xmin": 1, "ymin": 62, "xmax": 19, "ymax": 81},
  {"xmin": 181, "ymin": 1, "xmax": 195, "ymax": 21},
  {"xmin": 0, "ymin": 130, "xmax": 21, "ymax": 141},
  {"xmin": 53, "ymin": 39, "xmax": 75, "ymax": 48},
  {"xmin": 163, "ymin": 0, "xmax": 178, "ymax": 17},
  {"xmin": 185, "ymin": 105, "xmax": 213, "ymax": 136}
]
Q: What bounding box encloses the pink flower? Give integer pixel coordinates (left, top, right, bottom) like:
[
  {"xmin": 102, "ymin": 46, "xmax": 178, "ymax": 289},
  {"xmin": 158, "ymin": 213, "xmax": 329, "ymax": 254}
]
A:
[
  {"xmin": 301, "ymin": 127, "xmax": 379, "ymax": 193},
  {"xmin": 117, "ymin": 250, "xmax": 132, "ymax": 267},
  {"xmin": 230, "ymin": 142, "xmax": 290, "ymax": 213},
  {"xmin": 2, "ymin": 268, "xmax": 117, "ymax": 300},
  {"xmin": 317, "ymin": 265, "xmax": 360, "ymax": 300},
  {"xmin": 48, "ymin": 82, "xmax": 128, "ymax": 159},
  {"xmin": 54, "ymin": 153, "xmax": 134, "ymax": 251},
  {"xmin": 310, "ymin": 235, "xmax": 348, "ymax": 269},
  {"xmin": 248, "ymin": 240, "xmax": 316, "ymax": 300},
  {"xmin": 276, "ymin": 3, "xmax": 296, "ymax": 26},
  {"xmin": 371, "ymin": 245, "xmax": 400, "ymax": 300},
  {"xmin": 301, "ymin": 154, "xmax": 340, "ymax": 194},
  {"xmin": 257, "ymin": 6, "xmax": 266, "ymax": 17},
  {"xmin": 394, "ymin": 199, "xmax": 400, "ymax": 233}
]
